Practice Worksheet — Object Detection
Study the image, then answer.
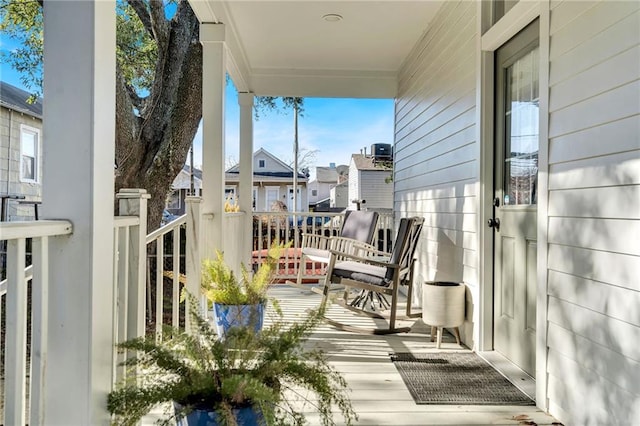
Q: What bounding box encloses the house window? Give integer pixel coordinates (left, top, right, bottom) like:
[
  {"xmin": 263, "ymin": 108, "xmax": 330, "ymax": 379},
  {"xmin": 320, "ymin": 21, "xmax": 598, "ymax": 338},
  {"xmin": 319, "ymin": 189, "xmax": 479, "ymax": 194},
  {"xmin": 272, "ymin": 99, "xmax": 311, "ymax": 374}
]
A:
[
  {"xmin": 258, "ymin": 159, "xmax": 265, "ymax": 168},
  {"xmin": 311, "ymin": 189, "xmax": 318, "ymax": 196},
  {"xmin": 20, "ymin": 125, "xmax": 39, "ymax": 182},
  {"xmin": 167, "ymin": 189, "xmax": 181, "ymax": 210}
]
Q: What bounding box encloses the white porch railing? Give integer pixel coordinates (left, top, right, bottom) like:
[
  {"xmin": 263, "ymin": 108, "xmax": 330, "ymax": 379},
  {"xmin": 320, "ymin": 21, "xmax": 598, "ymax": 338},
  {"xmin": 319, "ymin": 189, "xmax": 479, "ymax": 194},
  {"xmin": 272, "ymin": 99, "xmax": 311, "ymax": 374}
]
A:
[
  {"xmin": 0, "ymin": 188, "xmax": 394, "ymax": 424},
  {"xmin": 145, "ymin": 214, "xmax": 187, "ymax": 336},
  {"xmin": 0, "ymin": 220, "xmax": 73, "ymax": 426}
]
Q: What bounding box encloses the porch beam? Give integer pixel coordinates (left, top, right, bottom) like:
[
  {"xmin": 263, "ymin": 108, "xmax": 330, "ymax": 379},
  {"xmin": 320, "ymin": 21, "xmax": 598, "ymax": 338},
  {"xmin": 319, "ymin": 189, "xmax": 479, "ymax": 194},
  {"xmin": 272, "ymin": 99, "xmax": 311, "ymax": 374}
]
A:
[
  {"xmin": 200, "ymin": 23, "xmax": 226, "ymax": 261},
  {"xmin": 238, "ymin": 92, "xmax": 254, "ymax": 267},
  {"xmin": 41, "ymin": 1, "xmax": 116, "ymax": 423}
]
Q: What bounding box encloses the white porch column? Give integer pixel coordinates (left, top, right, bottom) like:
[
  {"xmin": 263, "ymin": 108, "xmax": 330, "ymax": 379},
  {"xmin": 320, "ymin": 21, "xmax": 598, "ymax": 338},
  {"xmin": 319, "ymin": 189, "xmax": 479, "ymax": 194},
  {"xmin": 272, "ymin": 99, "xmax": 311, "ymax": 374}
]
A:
[
  {"xmin": 238, "ymin": 92, "xmax": 254, "ymax": 267},
  {"xmin": 200, "ymin": 23, "xmax": 226, "ymax": 261},
  {"xmin": 41, "ymin": 1, "xmax": 115, "ymax": 424}
]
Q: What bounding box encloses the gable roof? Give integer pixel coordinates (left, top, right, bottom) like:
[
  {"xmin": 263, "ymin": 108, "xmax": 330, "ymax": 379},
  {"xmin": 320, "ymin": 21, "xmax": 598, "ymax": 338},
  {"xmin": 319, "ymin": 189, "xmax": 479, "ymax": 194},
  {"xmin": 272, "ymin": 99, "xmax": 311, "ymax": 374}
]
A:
[
  {"xmin": 183, "ymin": 164, "xmax": 203, "ymax": 180},
  {"xmin": 0, "ymin": 81, "xmax": 43, "ymax": 118},
  {"xmin": 227, "ymin": 147, "xmax": 292, "ymax": 173},
  {"xmin": 315, "ymin": 166, "xmax": 340, "ymax": 183},
  {"xmin": 226, "ymin": 147, "xmax": 306, "ymax": 180},
  {"xmin": 351, "ymin": 154, "xmax": 393, "ymax": 171}
]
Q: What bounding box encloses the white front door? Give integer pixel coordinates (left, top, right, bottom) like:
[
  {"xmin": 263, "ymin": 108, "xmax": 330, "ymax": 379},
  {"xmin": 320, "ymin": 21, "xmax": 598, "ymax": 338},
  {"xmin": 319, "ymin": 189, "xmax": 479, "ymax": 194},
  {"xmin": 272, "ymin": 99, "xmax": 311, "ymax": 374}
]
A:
[
  {"xmin": 265, "ymin": 188, "xmax": 279, "ymax": 211},
  {"xmin": 287, "ymin": 185, "xmax": 302, "ymax": 212},
  {"xmin": 492, "ymin": 20, "xmax": 539, "ymax": 377}
]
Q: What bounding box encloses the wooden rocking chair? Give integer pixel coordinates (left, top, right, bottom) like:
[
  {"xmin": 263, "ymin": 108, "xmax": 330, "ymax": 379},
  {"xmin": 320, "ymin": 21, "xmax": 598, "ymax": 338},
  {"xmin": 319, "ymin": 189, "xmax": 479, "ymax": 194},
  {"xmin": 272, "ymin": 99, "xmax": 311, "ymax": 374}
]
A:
[
  {"xmin": 286, "ymin": 210, "xmax": 379, "ymax": 292},
  {"xmin": 320, "ymin": 216, "xmax": 424, "ymax": 335}
]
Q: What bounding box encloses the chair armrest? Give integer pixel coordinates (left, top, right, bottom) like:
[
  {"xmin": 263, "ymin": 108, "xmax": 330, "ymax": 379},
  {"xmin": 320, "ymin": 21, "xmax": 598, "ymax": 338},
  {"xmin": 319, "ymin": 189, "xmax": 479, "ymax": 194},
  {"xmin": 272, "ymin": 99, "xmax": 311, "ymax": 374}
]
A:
[
  {"xmin": 328, "ymin": 236, "xmax": 365, "ymax": 254},
  {"xmin": 301, "ymin": 233, "xmax": 332, "ymax": 250},
  {"xmin": 352, "ymin": 242, "xmax": 391, "ymax": 259},
  {"xmin": 328, "ymin": 249, "xmax": 400, "ymax": 270}
]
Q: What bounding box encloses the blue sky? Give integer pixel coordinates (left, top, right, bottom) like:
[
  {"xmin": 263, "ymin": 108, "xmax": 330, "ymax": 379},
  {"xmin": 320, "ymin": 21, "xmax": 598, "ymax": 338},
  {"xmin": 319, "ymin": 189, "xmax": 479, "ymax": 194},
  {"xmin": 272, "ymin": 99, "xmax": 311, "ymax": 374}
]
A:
[{"xmin": 2, "ymin": 36, "xmax": 394, "ymax": 181}]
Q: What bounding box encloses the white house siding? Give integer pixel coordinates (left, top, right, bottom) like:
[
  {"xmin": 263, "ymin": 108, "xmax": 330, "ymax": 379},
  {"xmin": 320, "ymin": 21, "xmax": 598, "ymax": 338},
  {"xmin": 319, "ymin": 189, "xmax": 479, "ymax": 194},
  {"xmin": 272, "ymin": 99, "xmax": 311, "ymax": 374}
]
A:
[
  {"xmin": 546, "ymin": 1, "xmax": 640, "ymax": 424},
  {"xmin": 359, "ymin": 170, "xmax": 393, "ymax": 209},
  {"xmin": 348, "ymin": 161, "xmax": 359, "ymax": 209},
  {"xmin": 0, "ymin": 106, "xmax": 42, "ymax": 220},
  {"xmin": 394, "ymin": 0, "xmax": 478, "ymax": 344}
]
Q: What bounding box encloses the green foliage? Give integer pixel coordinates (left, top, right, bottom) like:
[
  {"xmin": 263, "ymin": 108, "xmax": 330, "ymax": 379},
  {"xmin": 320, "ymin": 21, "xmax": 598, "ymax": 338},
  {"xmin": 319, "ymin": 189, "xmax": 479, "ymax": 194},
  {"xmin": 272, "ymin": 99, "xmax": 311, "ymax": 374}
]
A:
[
  {"xmin": 0, "ymin": 0, "xmax": 157, "ymax": 97},
  {"xmin": 202, "ymin": 244, "xmax": 287, "ymax": 306},
  {"xmin": 115, "ymin": 1, "xmax": 157, "ymax": 93},
  {"xmin": 254, "ymin": 96, "xmax": 304, "ymax": 120},
  {"xmin": 107, "ymin": 298, "xmax": 357, "ymax": 426},
  {"xmin": 0, "ymin": 0, "xmax": 43, "ymax": 101}
]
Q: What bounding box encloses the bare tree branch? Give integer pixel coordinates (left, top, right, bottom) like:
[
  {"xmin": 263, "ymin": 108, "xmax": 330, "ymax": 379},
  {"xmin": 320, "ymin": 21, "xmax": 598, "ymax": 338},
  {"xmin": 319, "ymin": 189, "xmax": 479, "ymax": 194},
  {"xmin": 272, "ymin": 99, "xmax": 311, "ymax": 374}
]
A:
[{"xmin": 127, "ymin": 0, "xmax": 155, "ymax": 40}]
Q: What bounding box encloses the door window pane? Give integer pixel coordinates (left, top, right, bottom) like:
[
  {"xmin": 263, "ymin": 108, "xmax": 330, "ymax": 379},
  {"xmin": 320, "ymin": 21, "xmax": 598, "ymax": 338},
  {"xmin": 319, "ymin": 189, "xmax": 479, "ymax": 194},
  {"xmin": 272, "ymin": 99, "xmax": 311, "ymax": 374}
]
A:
[{"xmin": 503, "ymin": 47, "xmax": 539, "ymax": 205}]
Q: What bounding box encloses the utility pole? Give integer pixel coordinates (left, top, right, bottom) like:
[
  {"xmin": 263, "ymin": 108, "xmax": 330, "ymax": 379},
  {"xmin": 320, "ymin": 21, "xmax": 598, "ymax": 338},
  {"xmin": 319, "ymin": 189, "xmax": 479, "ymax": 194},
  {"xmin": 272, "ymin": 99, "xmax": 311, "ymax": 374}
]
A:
[
  {"xmin": 189, "ymin": 145, "xmax": 195, "ymax": 195},
  {"xmin": 293, "ymin": 102, "xmax": 299, "ymax": 215}
]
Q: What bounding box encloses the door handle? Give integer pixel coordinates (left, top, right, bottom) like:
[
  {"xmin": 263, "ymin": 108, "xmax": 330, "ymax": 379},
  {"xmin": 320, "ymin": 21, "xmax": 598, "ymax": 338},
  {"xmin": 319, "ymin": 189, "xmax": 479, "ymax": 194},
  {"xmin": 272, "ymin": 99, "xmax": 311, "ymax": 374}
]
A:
[{"xmin": 487, "ymin": 218, "xmax": 500, "ymax": 231}]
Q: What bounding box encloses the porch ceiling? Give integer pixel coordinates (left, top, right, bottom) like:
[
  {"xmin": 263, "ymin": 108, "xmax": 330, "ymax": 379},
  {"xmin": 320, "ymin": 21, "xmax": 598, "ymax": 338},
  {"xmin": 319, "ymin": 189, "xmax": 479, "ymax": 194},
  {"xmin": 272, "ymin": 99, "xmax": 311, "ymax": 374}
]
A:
[{"xmin": 189, "ymin": 1, "xmax": 444, "ymax": 98}]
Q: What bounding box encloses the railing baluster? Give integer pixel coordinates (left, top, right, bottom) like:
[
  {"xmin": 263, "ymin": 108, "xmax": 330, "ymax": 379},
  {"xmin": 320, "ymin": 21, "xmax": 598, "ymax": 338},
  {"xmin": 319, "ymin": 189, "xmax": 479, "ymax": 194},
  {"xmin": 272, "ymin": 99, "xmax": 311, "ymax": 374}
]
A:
[
  {"xmin": 155, "ymin": 237, "xmax": 164, "ymax": 338},
  {"xmin": 111, "ymin": 227, "xmax": 120, "ymax": 386},
  {"xmin": 116, "ymin": 226, "xmax": 130, "ymax": 382},
  {"xmin": 30, "ymin": 236, "xmax": 48, "ymax": 425},
  {"xmin": 172, "ymin": 227, "xmax": 180, "ymax": 328},
  {"xmin": 5, "ymin": 238, "xmax": 27, "ymax": 426}
]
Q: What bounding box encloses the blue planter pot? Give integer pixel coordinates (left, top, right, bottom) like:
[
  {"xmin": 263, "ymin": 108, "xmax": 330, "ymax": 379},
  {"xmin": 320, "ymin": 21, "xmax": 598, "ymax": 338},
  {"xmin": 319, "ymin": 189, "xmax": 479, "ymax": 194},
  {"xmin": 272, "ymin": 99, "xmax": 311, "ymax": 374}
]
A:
[
  {"xmin": 175, "ymin": 403, "xmax": 263, "ymax": 426},
  {"xmin": 212, "ymin": 302, "xmax": 265, "ymax": 338}
]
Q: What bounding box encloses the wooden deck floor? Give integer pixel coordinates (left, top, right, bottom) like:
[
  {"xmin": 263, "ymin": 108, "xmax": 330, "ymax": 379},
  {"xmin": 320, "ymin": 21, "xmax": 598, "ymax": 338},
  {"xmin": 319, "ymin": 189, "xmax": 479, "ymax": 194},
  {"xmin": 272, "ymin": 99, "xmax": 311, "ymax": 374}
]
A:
[{"xmin": 144, "ymin": 285, "xmax": 559, "ymax": 425}]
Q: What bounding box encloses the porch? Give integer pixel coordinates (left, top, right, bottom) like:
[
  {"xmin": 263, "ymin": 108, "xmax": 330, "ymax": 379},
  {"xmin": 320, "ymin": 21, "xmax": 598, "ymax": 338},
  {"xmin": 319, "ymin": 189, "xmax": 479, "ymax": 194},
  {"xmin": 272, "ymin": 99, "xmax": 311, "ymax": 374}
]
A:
[
  {"xmin": 2, "ymin": 0, "xmax": 636, "ymax": 423},
  {"xmin": 140, "ymin": 286, "xmax": 557, "ymax": 425},
  {"xmin": 1, "ymin": 204, "xmax": 554, "ymax": 424}
]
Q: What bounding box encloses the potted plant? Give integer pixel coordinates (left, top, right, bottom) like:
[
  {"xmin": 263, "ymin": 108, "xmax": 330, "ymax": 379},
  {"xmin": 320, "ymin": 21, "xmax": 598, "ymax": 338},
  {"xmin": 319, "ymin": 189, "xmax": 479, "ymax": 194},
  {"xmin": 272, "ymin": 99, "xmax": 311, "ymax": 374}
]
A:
[
  {"xmin": 202, "ymin": 244, "xmax": 285, "ymax": 337},
  {"xmin": 107, "ymin": 299, "xmax": 357, "ymax": 426}
]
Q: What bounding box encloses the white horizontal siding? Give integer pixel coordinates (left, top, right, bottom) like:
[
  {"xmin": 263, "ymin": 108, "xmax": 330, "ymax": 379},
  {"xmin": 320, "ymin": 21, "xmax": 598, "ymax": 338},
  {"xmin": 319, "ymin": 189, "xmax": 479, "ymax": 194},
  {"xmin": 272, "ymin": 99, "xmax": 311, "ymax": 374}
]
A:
[
  {"xmin": 359, "ymin": 171, "xmax": 393, "ymax": 209},
  {"xmin": 394, "ymin": 0, "xmax": 478, "ymax": 348},
  {"xmin": 547, "ymin": 2, "xmax": 640, "ymax": 423},
  {"xmin": 548, "ymin": 270, "xmax": 639, "ymax": 326},
  {"xmin": 549, "ymin": 114, "xmax": 639, "ymax": 164},
  {"xmin": 549, "ymin": 152, "xmax": 640, "ymax": 190},
  {"xmin": 547, "ymin": 351, "xmax": 640, "ymax": 426}
]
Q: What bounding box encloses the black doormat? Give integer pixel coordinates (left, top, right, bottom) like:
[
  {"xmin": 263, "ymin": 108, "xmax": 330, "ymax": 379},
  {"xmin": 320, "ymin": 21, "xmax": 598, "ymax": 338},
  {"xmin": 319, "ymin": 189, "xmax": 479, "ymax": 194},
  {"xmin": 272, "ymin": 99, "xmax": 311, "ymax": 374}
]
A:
[{"xmin": 390, "ymin": 352, "xmax": 535, "ymax": 405}]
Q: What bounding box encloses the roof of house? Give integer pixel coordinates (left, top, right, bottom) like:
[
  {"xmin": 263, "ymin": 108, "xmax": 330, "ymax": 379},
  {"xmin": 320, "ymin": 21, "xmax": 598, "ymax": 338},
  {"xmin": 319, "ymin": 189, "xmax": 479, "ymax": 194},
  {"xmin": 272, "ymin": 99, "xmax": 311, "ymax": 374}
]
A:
[
  {"xmin": 0, "ymin": 81, "xmax": 43, "ymax": 118},
  {"xmin": 351, "ymin": 154, "xmax": 393, "ymax": 171},
  {"xmin": 315, "ymin": 166, "xmax": 339, "ymax": 183},
  {"xmin": 225, "ymin": 170, "xmax": 307, "ymax": 181},
  {"xmin": 226, "ymin": 147, "xmax": 307, "ymax": 180},
  {"xmin": 183, "ymin": 165, "xmax": 202, "ymax": 180}
]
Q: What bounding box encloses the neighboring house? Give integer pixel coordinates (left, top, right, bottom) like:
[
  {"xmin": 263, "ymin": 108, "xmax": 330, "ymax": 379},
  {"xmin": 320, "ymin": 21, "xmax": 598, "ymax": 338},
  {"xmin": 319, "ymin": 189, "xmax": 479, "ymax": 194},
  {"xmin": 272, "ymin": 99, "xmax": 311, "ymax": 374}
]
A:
[
  {"xmin": 329, "ymin": 180, "xmax": 349, "ymax": 209},
  {"xmin": 168, "ymin": 148, "xmax": 309, "ymax": 214},
  {"xmin": 0, "ymin": 81, "xmax": 43, "ymax": 221},
  {"xmin": 307, "ymin": 164, "xmax": 339, "ymax": 207},
  {"xmin": 347, "ymin": 153, "xmax": 393, "ymax": 210},
  {"xmin": 166, "ymin": 165, "xmax": 202, "ymax": 216},
  {"xmin": 227, "ymin": 148, "xmax": 308, "ymax": 212}
]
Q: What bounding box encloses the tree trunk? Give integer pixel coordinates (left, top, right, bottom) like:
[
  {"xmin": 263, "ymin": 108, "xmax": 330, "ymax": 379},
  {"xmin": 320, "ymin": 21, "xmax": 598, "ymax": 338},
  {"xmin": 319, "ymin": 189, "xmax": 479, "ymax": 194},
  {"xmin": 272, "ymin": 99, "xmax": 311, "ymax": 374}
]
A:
[{"xmin": 115, "ymin": 1, "xmax": 202, "ymax": 231}]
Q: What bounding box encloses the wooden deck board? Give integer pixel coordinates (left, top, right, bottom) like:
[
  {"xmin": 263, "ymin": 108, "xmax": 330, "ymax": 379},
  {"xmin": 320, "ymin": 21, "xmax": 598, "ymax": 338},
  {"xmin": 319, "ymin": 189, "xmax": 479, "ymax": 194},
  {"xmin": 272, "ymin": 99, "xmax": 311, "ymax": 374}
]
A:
[{"xmin": 143, "ymin": 285, "xmax": 559, "ymax": 425}]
